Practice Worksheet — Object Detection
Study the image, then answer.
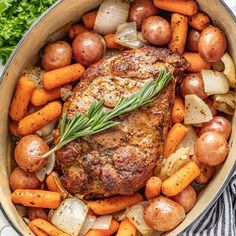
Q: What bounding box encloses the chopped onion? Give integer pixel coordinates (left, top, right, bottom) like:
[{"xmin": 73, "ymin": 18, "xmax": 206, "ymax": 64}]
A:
[
  {"xmin": 91, "ymin": 215, "xmax": 112, "ymax": 230},
  {"xmin": 201, "ymin": 69, "xmax": 229, "ymax": 95},
  {"xmin": 177, "ymin": 126, "xmax": 198, "ymax": 155},
  {"xmin": 60, "ymin": 88, "xmax": 72, "ymax": 101},
  {"xmin": 79, "ymin": 215, "xmax": 96, "ymax": 235},
  {"xmin": 221, "ymin": 53, "xmax": 236, "ymax": 88},
  {"xmin": 51, "ymin": 198, "xmax": 88, "ymax": 236},
  {"xmin": 115, "ymin": 22, "xmax": 146, "ymax": 48},
  {"xmin": 126, "ymin": 202, "xmax": 153, "ymax": 236},
  {"xmin": 94, "ymin": 0, "xmax": 130, "ymax": 35},
  {"xmin": 113, "ymin": 209, "xmax": 129, "ymax": 221},
  {"xmin": 23, "ymin": 66, "xmax": 44, "ymax": 87},
  {"xmin": 35, "ymin": 119, "xmax": 57, "ymax": 137},
  {"xmin": 184, "ymin": 94, "xmax": 213, "ymax": 124}
]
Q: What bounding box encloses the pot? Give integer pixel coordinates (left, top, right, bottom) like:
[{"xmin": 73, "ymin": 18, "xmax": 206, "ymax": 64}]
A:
[{"xmin": 0, "ymin": 0, "xmax": 235, "ymax": 235}]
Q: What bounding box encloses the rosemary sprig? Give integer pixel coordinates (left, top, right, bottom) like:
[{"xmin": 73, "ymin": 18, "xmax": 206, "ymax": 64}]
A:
[{"xmin": 42, "ymin": 68, "xmax": 172, "ymax": 158}]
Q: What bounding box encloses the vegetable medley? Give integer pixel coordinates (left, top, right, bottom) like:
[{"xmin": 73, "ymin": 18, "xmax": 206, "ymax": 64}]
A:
[{"xmin": 8, "ymin": 0, "xmax": 236, "ymax": 235}]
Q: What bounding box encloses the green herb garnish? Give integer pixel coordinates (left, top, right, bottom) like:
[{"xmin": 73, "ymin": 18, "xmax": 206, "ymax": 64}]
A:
[{"xmin": 42, "ymin": 68, "xmax": 172, "ymax": 158}]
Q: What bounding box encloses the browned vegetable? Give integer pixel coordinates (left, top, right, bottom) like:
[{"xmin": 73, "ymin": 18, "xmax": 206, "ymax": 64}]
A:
[
  {"xmin": 187, "ymin": 29, "xmax": 200, "ymax": 52},
  {"xmin": 142, "ymin": 16, "xmax": 172, "ymax": 46},
  {"xmin": 189, "ymin": 12, "xmax": 210, "ymax": 31},
  {"xmin": 9, "ymin": 167, "xmax": 41, "ymax": 191},
  {"xmin": 180, "ymin": 73, "xmax": 208, "ymax": 99},
  {"xmin": 27, "ymin": 208, "xmax": 48, "ymax": 221},
  {"xmin": 199, "ymin": 116, "xmax": 232, "ymax": 140},
  {"xmin": 144, "ymin": 196, "xmax": 185, "ymax": 232},
  {"xmin": 204, "ymin": 98, "xmax": 217, "ymax": 116},
  {"xmin": 198, "ymin": 25, "xmax": 227, "ymax": 62},
  {"xmin": 171, "ymin": 185, "xmax": 197, "ymax": 213},
  {"xmin": 42, "ymin": 41, "xmax": 72, "ymax": 71},
  {"xmin": 195, "ymin": 132, "xmax": 229, "ymax": 166},
  {"xmin": 72, "ymin": 32, "xmax": 106, "ymax": 67},
  {"xmin": 129, "ymin": 0, "xmax": 158, "ymax": 29},
  {"xmin": 14, "ymin": 135, "xmax": 49, "ymax": 172}
]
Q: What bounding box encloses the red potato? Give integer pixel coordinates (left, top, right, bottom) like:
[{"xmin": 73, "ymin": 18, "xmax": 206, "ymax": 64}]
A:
[
  {"xmin": 171, "ymin": 185, "xmax": 197, "ymax": 213},
  {"xmin": 42, "ymin": 41, "xmax": 72, "ymax": 71},
  {"xmin": 129, "ymin": 0, "xmax": 159, "ymax": 29},
  {"xmin": 72, "ymin": 32, "xmax": 106, "ymax": 67},
  {"xmin": 199, "ymin": 116, "xmax": 232, "ymax": 140},
  {"xmin": 14, "ymin": 135, "xmax": 49, "ymax": 172},
  {"xmin": 204, "ymin": 98, "xmax": 217, "ymax": 116},
  {"xmin": 198, "ymin": 25, "xmax": 227, "ymax": 62},
  {"xmin": 142, "ymin": 16, "xmax": 172, "ymax": 46},
  {"xmin": 27, "ymin": 208, "xmax": 48, "ymax": 221},
  {"xmin": 144, "ymin": 196, "xmax": 185, "ymax": 232},
  {"xmin": 180, "ymin": 73, "xmax": 208, "ymax": 99},
  {"xmin": 186, "ymin": 29, "xmax": 200, "ymax": 52},
  {"xmin": 195, "ymin": 132, "xmax": 229, "ymax": 166},
  {"xmin": 9, "ymin": 167, "xmax": 41, "ymax": 191}
]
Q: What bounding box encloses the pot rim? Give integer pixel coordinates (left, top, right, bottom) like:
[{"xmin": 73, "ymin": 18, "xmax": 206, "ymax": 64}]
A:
[{"xmin": 0, "ymin": 0, "xmax": 235, "ymax": 235}]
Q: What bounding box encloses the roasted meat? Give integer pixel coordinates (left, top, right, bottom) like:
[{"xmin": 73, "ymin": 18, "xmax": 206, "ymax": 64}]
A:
[{"xmin": 56, "ymin": 46, "xmax": 188, "ymax": 198}]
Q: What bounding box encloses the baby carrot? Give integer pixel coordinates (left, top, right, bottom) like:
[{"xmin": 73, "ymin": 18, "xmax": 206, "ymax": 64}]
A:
[
  {"xmin": 29, "ymin": 223, "xmax": 48, "ymax": 236},
  {"xmin": 168, "ymin": 13, "xmax": 188, "ymax": 55},
  {"xmin": 104, "ymin": 34, "xmax": 123, "ymax": 49},
  {"xmin": 145, "ymin": 176, "xmax": 162, "ymax": 200},
  {"xmin": 153, "ymin": 0, "xmax": 198, "ymax": 16},
  {"xmin": 18, "ymin": 101, "xmax": 62, "ymax": 136},
  {"xmin": 10, "ymin": 76, "xmax": 36, "ymax": 121},
  {"xmin": 42, "ymin": 63, "xmax": 85, "ymax": 90},
  {"xmin": 189, "ymin": 11, "xmax": 210, "ymax": 31},
  {"xmin": 161, "ymin": 161, "xmax": 200, "ymax": 197},
  {"xmin": 9, "ymin": 121, "xmax": 20, "ymax": 137},
  {"xmin": 183, "ymin": 52, "xmax": 211, "ymax": 72},
  {"xmin": 68, "ymin": 24, "xmax": 88, "ymax": 39},
  {"xmin": 171, "ymin": 96, "xmax": 185, "ymax": 124},
  {"xmin": 31, "ymin": 84, "xmax": 72, "ymax": 106},
  {"xmin": 116, "ymin": 218, "xmax": 136, "ymax": 236},
  {"xmin": 87, "ymin": 193, "xmax": 143, "ymax": 215},
  {"xmin": 82, "ymin": 11, "xmax": 98, "ymax": 30},
  {"xmin": 85, "ymin": 219, "xmax": 120, "ymax": 236},
  {"xmin": 29, "ymin": 219, "xmax": 69, "ymax": 236},
  {"xmin": 11, "ymin": 189, "xmax": 62, "ymax": 209},
  {"xmin": 163, "ymin": 123, "xmax": 189, "ymax": 158}
]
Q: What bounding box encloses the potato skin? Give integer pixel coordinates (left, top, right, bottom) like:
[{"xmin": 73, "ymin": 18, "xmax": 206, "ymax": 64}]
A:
[
  {"xmin": 171, "ymin": 185, "xmax": 197, "ymax": 213},
  {"xmin": 180, "ymin": 73, "xmax": 208, "ymax": 99},
  {"xmin": 195, "ymin": 132, "xmax": 229, "ymax": 166},
  {"xmin": 142, "ymin": 16, "xmax": 172, "ymax": 46},
  {"xmin": 144, "ymin": 196, "xmax": 185, "ymax": 232},
  {"xmin": 198, "ymin": 25, "xmax": 227, "ymax": 62},
  {"xmin": 129, "ymin": 0, "xmax": 158, "ymax": 30},
  {"xmin": 9, "ymin": 167, "xmax": 41, "ymax": 191},
  {"xmin": 204, "ymin": 98, "xmax": 217, "ymax": 116},
  {"xmin": 187, "ymin": 29, "xmax": 200, "ymax": 53},
  {"xmin": 42, "ymin": 41, "xmax": 72, "ymax": 71},
  {"xmin": 14, "ymin": 135, "xmax": 49, "ymax": 172},
  {"xmin": 27, "ymin": 208, "xmax": 48, "ymax": 221},
  {"xmin": 199, "ymin": 116, "xmax": 231, "ymax": 140},
  {"xmin": 72, "ymin": 32, "xmax": 105, "ymax": 67}
]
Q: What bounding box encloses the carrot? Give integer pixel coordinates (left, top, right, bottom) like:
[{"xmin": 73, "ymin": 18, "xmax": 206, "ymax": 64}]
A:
[
  {"xmin": 10, "ymin": 76, "xmax": 36, "ymax": 121},
  {"xmin": 42, "ymin": 63, "xmax": 85, "ymax": 90},
  {"xmin": 46, "ymin": 173, "xmax": 58, "ymax": 192},
  {"xmin": 69, "ymin": 24, "xmax": 88, "ymax": 39},
  {"xmin": 161, "ymin": 161, "xmax": 200, "ymax": 196},
  {"xmin": 31, "ymin": 84, "xmax": 72, "ymax": 107},
  {"xmin": 29, "ymin": 224, "xmax": 49, "ymax": 236},
  {"xmin": 104, "ymin": 34, "xmax": 123, "ymax": 49},
  {"xmin": 153, "ymin": 0, "xmax": 198, "ymax": 16},
  {"xmin": 168, "ymin": 13, "xmax": 188, "ymax": 55},
  {"xmin": 116, "ymin": 218, "xmax": 136, "ymax": 236},
  {"xmin": 29, "ymin": 219, "xmax": 70, "ymax": 236},
  {"xmin": 9, "ymin": 121, "xmax": 20, "ymax": 136},
  {"xmin": 163, "ymin": 123, "xmax": 189, "ymax": 158},
  {"xmin": 189, "ymin": 11, "xmax": 210, "ymax": 31},
  {"xmin": 85, "ymin": 219, "xmax": 120, "ymax": 236},
  {"xmin": 171, "ymin": 96, "xmax": 185, "ymax": 124},
  {"xmin": 82, "ymin": 11, "xmax": 98, "ymax": 30},
  {"xmin": 18, "ymin": 101, "xmax": 62, "ymax": 135},
  {"xmin": 11, "ymin": 189, "xmax": 62, "ymax": 209},
  {"xmin": 87, "ymin": 193, "xmax": 143, "ymax": 215},
  {"xmin": 183, "ymin": 52, "xmax": 211, "ymax": 72},
  {"xmin": 88, "ymin": 209, "xmax": 97, "ymax": 216},
  {"xmin": 145, "ymin": 176, "xmax": 162, "ymax": 200}
]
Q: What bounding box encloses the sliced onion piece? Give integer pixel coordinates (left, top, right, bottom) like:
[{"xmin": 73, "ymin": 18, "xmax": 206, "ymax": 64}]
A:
[
  {"xmin": 91, "ymin": 215, "xmax": 112, "ymax": 230},
  {"xmin": 113, "ymin": 209, "xmax": 129, "ymax": 221},
  {"xmin": 60, "ymin": 88, "xmax": 72, "ymax": 101},
  {"xmin": 79, "ymin": 215, "xmax": 96, "ymax": 236},
  {"xmin": 221, "ymin": 53, "xmax": 236, "ymax": 88},
  {"xmin": 184, "ymin": 94, "xmax": 213, "ymax": 124},
  {"xmin": 35, "ymin": 119, "xmax": 57, "ymax": 137},
  {"xmin": 201, "ymin": 69, "xmax": 229, "ymax": 95},
  {"xmin": 115, "ymin": 22, "xmax": 146, "ymax": 48},
  {"xmin": 127, "ymin": 202, "xmax": 153, "ymax": 236},
  {"xmin": 51, "ymin": 198, "xmax": 88, "ymax": 236},
  {"xmin": 94, "ymin": 0, "xmax": 130, "ymax": 35}
]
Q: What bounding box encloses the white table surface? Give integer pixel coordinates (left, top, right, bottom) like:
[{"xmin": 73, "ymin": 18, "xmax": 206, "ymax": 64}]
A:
[{"xmin": 0, "ymin": 1, "xmax": 235, "ymax": 235}]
